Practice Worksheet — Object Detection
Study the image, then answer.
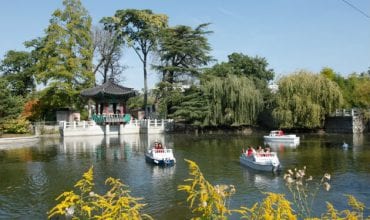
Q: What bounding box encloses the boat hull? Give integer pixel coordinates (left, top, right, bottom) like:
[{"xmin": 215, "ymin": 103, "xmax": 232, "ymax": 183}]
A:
[
  {"xmin": 145, "ymin": 154, "xmax": 175, "ymax": 166},
  {"xmin": 264, "ymin": 141, "xmax": 299, "ymax": 148},
  {"xmin": 240, "ymin": 155, "xmax": 280, "ymax": 172},
  {"xmin": 263, "ymin": 135, "xmax": 300, "ymax": 144}
]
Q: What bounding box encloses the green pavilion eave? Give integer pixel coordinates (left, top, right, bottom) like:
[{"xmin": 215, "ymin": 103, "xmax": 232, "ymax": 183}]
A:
[{"xmin": 81, "ymin": 78, "xmax": 137, "ymax": 117}]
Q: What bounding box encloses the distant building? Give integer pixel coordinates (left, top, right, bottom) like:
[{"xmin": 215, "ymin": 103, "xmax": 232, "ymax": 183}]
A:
[
  {"xmin": 80, "ymin": 78, "xmax": 137, "ymax": 121},
  {"xmin": 268, "ymin": 83, "xmax": 279, "ymax": 93},
  {"xmin": 56, "ymin": 109, "xmax": 80, "ymax": 122}
]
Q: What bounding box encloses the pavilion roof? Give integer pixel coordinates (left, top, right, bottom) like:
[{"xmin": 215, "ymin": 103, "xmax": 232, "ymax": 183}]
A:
[{"xmin": 81, "ymin": 78, "xmax": 137, "ymax": 99}]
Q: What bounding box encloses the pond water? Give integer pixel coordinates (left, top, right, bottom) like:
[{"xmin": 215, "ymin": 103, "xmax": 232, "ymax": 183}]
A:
[{"xmin": 0, "ymin": 133, "xmax": 369, "ymax": 219}]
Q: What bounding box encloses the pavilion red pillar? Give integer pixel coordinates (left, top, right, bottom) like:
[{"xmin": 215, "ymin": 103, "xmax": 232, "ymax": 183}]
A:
[
  {"xmin": 120, "ymin": 103, "xmax": 125, "ymax": 115},
  {"xmin": 104, "ymin": 103, "xmax": 109, "ymax": 114}
]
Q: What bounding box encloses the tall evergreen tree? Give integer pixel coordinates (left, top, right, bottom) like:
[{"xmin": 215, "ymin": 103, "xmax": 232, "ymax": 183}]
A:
[
  {"xmin": 154, "ymin": 24, "xmax": 212, "ymax": 116},
  {"xmin": 170, "ymin": 86, "xmax": 208, "ymax": 126},
  {"xmin": 32, "ymin": 0, "xmax": 94, "ymax": 114},
  {"xmin": 155, "ymin": 24, "xmax": 213, "ymax": 84}
]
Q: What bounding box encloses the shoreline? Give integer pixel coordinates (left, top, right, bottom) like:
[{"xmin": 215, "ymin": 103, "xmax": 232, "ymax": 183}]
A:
[{"xmin": 0, "ymin": 135, "xmax": 40, "ymax": 144}]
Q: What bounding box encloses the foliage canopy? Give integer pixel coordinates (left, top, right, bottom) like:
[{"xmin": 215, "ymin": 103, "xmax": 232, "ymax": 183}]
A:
[
  {"xmin": 272, "ymin": 70, "xmax": 343, "ymax": 129},
  {"xmin": 202, "ymin": 74, "xmax": 263, "ymax": 126},
  {"xmin": 0, "ymin": 50, "xmax": 36, "ymax": 97},
  {"xmin": 0, "ymin": 78, "xmax": 23, "ymax": 120},
  {"xmin": 31, "ymin": 0, "xmax": 94, "ymax": 113},
  {"xmin": 155, "ymin": 23, "xmax": 213, "ymax": 83},
  {"xmin": 102, "ymin": 9, "xmax": 168, "ymax": 114}
]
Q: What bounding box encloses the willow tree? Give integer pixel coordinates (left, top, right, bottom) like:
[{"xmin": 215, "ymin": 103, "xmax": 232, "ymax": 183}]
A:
[
  {"xmin": 202, "ymin": 74, "xmax": 263, "ymax": 126},
  {"xmin": 102, "ymin": 9, "xmax": 168, "ymax": 116},
  {"xmin": 204, "ymin": 53, "xmax": 275, "ymax": 109},
  {"xmin": 31, "ymin": 0, "xmax": 94, "ymax": 116},
  {"xmin": 272, "ymin": 70, "xmax": 343, "ymax": 129}
]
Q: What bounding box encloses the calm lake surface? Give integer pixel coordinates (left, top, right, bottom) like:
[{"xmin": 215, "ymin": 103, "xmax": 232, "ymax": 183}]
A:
[{"xmin": 0, "ymin": 133, "xmax": 369, "ymax": 219}]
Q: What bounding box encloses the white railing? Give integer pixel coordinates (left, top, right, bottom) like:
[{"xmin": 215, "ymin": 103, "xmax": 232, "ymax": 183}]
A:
[
  {"xmin": 126, "ymin": 119, "xmax": 174, "ymax": 129},
  {"xmin": 60, "ymin": 121, "xmax": 96, "ymax": 130},
  {"xmin": 60, "ymin": 119, "xmax": 174, "ymax": 131},
  {"xmin": 333, "ymin": 109, "xmax": 360, "ymax": 117}
]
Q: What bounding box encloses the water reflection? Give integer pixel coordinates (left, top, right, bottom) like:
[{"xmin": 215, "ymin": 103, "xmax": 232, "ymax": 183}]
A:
[
  {"xmin": 352, "ymin": 133, "xmax": 364, "ymax": 150},
  {"xmin": 59, "ymin": 134, "xmax": 174, "ymax": 158},
  {"xmin": 60, "ymin": 136, "xmax": 134, "ymax": 160},
  {"xmin": 150, "ymin": 165, "xmax": 175, "ymax": 178},
  {"xmin": 0, "ymin": 138, "xmax": 40, "ymax": 150},
  {"xmin": 241, "ymin": 167, "xmax": 280, "ymax": 191},
  {"xmin": 0, "ymin": 133, "xmax": 369, "ymax": 219}
]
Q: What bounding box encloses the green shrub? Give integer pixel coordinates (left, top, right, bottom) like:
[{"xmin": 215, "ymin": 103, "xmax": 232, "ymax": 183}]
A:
[{"xmin": 2, "ymin": 116, "xmax": 31, "ymax": 134}]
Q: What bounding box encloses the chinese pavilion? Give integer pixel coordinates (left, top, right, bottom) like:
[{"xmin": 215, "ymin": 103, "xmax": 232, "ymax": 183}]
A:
[{"xmin": 81, "ymin": 78, "xmax": 137, "ymax": 124}]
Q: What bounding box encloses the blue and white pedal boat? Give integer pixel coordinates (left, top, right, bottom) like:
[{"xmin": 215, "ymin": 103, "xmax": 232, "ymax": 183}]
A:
[{"xmin": 145, "ymin": 147, "xmax": 176, "ymax": 166}]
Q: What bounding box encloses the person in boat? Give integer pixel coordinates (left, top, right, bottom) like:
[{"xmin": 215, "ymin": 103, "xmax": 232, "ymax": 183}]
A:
[
  {"xmin": 247, "ymin": 147, "xmax": 253, "ymax": 156},
  {"xmin": 264, "ymin": 147, "xmax": 270, "ymax": 153},
  {"xmin": 257, "ymin": 146, "xmax": 263, "ymax": 153},
  {"xmin": 154, "ymin": 142, "xmax": 159, "ymax": 149},
  {"xmin": 158, "ymin": 143, "xmax": 164, "ymax": 149}
]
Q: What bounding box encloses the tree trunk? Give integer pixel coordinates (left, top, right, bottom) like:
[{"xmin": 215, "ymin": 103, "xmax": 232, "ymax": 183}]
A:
[
  {"xmin": 166, "ymin": 70, "xmax": 174, "ymax": 116},
  {"xmin": 143, "ymin": 54, "xmax": 148, "ymax": 118},
  {"xmin": 103, "ymin": 63, "xmax": 109, "ymax": 83}
]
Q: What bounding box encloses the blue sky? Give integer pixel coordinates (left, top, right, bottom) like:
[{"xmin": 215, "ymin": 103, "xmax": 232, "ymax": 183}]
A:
[{"xmin": 0, "ymin": 0, "xmax": 369, "ymax": 90}]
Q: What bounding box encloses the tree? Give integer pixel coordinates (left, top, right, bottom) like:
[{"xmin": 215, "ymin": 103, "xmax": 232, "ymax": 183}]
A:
[
  {"xmin": 320, "ymin": 67, "xmax": 336, "ymax": 81},
  {"xmin": 202, "ymin": 74, "xmax": 263, "ymax": 126},
  {"xmin": 205, "ymin": 53, "xmax": 274, "ymax": 81},
  {"xmin": 0, "ymin": 77, "xmax": 24, "ymax": 132},
  {"xmin": 352, "ymin": 76, "xmax": 370, "ymax": 108},
  {"xmin": 152, "ymin": 24, "xmax": 212, "ymax": 116},
  {"xmin": 102, "ymin": 9, "xmax": 168, "ymax": 116},
  {"xmin": 32, "ymin": 0, "xmax": 94, "ymax": 114},
  {"xmin": 92, "ymin": 25, "xmax": 125, "ymax": 84},
  {"xmin": 360, "ymin": 67, "xmax": 370, "ymax": 77},
  {"xmin": 205, "ymin": 53, "xmax": 274, "ymax": 94},
  {"xmin": 340, "ymin": 73, "xmax": 370, "ymax": 109},
  {"xmin": 170, "ymin": 85, "xmax": 208, "ymax": 126},
  {"xmin": 204, "ymin": 53, "xmax": 275, "ymax": 109},
  {"xmin": 228, "ymin": 53, "xmax": 274, "ymax": 82},
  {"xmin": 0, "ymin": 50, "xmax": 35, "ymax": 97},
  {"xmin": 155, "ymin": 24, "xmax": 213, "ymax": 84},
  {"xmin": 320, "ymin": 67, "xmax": 356, "ymax": 108},
  {"xmin": 153, "ymin": 81, "xmax": 183, "ymax": 119},
  {"xmin": 272, "ymin": 70, "xmax": 343, "ymax": 129}
]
